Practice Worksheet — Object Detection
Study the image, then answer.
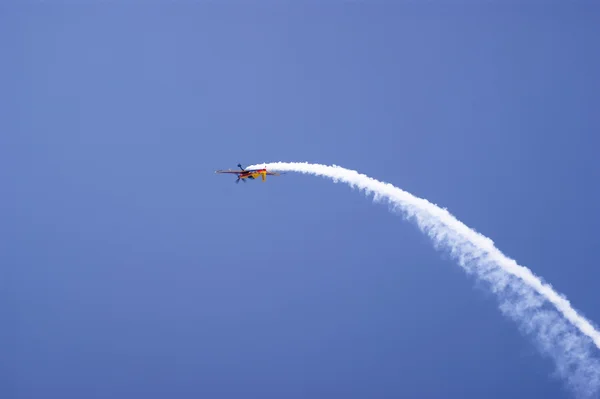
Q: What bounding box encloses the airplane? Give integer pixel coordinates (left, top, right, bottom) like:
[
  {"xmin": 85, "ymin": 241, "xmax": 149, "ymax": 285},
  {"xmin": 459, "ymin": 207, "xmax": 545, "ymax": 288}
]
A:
[{"xmin": 215, "ymin": 163, "xmax": 284, "ymax": 183}]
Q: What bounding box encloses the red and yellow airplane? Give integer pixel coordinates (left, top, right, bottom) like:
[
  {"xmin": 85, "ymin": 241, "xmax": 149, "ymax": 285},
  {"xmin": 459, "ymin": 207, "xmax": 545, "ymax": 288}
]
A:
[{"xmin": 215, "ymin": 163, "xmax": 284, "ymax": 183}]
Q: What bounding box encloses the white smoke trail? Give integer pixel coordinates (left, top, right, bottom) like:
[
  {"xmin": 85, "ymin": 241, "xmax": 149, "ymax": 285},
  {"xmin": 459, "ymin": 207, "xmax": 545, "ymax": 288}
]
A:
[{"xmin": 248, "ymin": 161, "xmax": 600, "ymax": 397}]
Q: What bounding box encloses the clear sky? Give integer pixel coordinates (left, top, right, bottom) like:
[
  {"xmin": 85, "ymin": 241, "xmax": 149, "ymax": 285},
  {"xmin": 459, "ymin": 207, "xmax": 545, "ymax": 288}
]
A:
[{"xmin": 2, "ymin": 2, "xmax": 600, "ymax": 398}]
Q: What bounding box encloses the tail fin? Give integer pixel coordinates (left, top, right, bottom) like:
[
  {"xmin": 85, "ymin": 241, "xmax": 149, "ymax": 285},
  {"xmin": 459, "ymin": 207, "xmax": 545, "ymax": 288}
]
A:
[{"xmin": 262, "ymin": 172, "xmax": 266, "ymax": 182}]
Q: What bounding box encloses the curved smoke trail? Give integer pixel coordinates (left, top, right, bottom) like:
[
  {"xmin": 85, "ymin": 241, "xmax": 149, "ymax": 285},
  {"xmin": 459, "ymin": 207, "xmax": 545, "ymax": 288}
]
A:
[{"xmin": 247, "ymin": 161, "xmax": 600, "ymax": 397}]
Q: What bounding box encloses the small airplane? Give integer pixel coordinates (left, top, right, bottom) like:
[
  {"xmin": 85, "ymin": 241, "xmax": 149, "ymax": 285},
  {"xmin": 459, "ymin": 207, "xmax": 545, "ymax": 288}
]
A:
[{"xmin": 215, "ymin": 163, "xmax": 284, "ymax": 183}]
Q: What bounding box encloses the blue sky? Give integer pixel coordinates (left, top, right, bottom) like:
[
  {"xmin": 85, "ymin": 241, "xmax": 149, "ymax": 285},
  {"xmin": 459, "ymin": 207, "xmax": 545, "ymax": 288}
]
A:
[{"xmin": 2, "ymin": 2, "xmax": 600, "ymax": 398}]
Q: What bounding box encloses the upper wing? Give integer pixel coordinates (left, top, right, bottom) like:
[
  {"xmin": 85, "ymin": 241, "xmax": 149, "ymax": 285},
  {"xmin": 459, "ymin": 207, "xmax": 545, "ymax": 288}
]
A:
[{"xmin": 215, "ymin": 170, "xmax": 240, "ymax": 174}]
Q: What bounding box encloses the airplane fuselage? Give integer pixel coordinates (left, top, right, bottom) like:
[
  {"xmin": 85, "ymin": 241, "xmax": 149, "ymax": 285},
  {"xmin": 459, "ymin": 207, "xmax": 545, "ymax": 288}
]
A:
[
  {"xmin": 215, "ymin": 165, "xmax": 278, "ymax": 183},
  {"xmin": 239, "ymin": 169, "xmax": 267, "ymax": 181}
]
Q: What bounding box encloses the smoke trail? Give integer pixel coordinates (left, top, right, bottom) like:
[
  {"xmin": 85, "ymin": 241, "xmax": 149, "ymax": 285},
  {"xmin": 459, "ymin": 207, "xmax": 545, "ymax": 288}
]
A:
[{"xmin": 247, "ymin": 161, "xmax": 600, "ymax": 397}]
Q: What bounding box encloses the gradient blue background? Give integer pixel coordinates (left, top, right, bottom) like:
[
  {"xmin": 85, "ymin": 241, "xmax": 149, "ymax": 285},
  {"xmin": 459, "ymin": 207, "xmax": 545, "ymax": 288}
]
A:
[{"xmin": 2, "ymin": 2, "xmax": 599, "ymax": 398}]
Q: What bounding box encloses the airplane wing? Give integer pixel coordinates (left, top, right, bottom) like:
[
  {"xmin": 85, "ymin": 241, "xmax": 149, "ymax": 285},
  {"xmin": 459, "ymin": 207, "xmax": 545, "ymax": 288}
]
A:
[{"xmin": 215, "ymin": 170, "xmax": 240, "ymax": 174}]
